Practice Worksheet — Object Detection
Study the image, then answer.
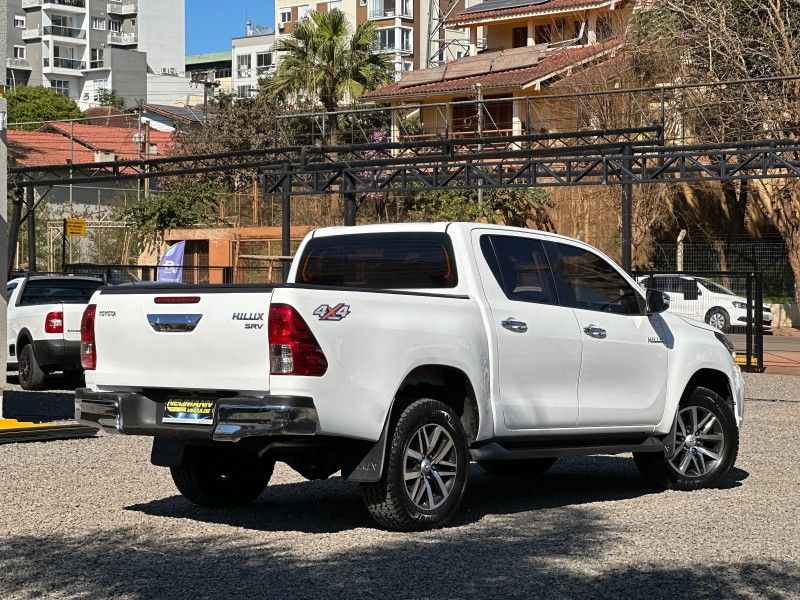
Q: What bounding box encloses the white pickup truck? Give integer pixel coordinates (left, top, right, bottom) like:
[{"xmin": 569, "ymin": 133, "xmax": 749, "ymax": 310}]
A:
[
  {"xmin": 76, "ymin": 223, "xmax": 744, "ymax": 530},
  {"xmin": 7, "ymin": 275, "xmax": 105, "ymax": 390}
]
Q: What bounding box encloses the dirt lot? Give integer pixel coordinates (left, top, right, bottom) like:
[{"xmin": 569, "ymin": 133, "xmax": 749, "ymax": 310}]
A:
[{"xmin": 0, "ymin": 374, "xmax": 798, "ymax": 599}]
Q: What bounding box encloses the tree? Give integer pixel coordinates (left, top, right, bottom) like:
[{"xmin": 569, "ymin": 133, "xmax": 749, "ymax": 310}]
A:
[
  {"xmin": 262, "ymin": 9, "xmax": 392, "ymax": 144},
  {"xmin": 7, "ymin": 87, "xmax": 83, "ymax": 130},
  {"xmin": 97, "ymin": 89, "xmax": 126, "ymax": 111},
  {"xmin": 630, "ymin": 0, "xmax": 800, "ymax": 300}
]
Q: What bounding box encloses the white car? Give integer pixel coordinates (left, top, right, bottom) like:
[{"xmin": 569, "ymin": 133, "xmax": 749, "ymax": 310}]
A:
[
  {"xmin": 638, "ymin": 274, "xmax": 771, "ymax": 332},
  {"xmin": 76, "ymin": 224, "xmax": 743, "ymax": 530}
]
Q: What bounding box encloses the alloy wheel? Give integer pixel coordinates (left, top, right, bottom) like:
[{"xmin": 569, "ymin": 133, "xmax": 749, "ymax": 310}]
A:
[
  {"xmin": 709, "ymin": 312, "xmax": 726, "ymax": 330},
  {"xmin": 403, "ymin": 424, "xmax": 459, "ymax": 511},
  {"xmin": 669, "ymin": 405, "xmax": 726, "ymax": 478}
]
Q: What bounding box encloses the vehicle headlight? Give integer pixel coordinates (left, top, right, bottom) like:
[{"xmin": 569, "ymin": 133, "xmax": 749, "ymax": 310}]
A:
[
  {"xmin": 732, "ymin": 301, "xmax": 747, "ymax": 309},
  {"xmin": 714, "ymin": 331, "xmax": 736, "ymax": 359}
]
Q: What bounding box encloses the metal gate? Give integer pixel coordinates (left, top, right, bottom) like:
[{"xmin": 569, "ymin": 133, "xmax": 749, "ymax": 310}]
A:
[{"xmin": 635, "ymin": 271, "xmax": 765, "ymax": 372}]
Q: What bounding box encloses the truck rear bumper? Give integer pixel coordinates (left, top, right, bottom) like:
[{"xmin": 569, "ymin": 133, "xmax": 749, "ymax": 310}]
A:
[{"xmin": 74, "ymin": 388, "xmax": 318, "ymax": 443}]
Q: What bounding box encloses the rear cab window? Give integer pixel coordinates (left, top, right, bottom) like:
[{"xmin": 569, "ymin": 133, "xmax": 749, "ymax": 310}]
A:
[
  {"xmin": 18, "ymin": 278, "xmax": 104, "ymax": 307},
  {"xmin": 297, "ymin": 233, "xmax": 458, "ymax": 289}
]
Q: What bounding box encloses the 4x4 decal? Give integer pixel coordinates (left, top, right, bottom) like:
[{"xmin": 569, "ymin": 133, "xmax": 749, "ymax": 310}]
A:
[{"xmin": 313, "ymin": 303, "xmax": 351, "ymax": 321}]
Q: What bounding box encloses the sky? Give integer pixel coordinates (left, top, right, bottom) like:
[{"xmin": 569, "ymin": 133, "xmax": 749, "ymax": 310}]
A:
[{"xmin": 186, "ymin": 0, "xmax": 275, "ymax": 55}]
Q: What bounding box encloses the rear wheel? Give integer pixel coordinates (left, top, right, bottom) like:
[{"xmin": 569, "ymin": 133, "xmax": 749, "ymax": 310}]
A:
[
  {"xmin": 706, "ymin": 307, "xmax": 730, "ymax": 332},
  {"xmin": 478, "ymin": 457, "xmax": 557, "ymax": 477},
  {"xmin": 359, "ymin": 399, "xmax": 470, "ymax": 531},
  {"xmin": 18, "ymin": 344, "xmax": 45, "ymax": 391},
  {"xmin": 171, "ymin": 446, "xmax": 275, "ymax": 507},
  {"xmin": 634, "ymin": 387, "xmax": 738, "ymax": 491}
]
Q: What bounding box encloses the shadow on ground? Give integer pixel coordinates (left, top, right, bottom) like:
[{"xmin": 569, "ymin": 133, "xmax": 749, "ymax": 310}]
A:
[{"xmin": 2, "ymin": 379, "xmax": 76, "ymax": 422}]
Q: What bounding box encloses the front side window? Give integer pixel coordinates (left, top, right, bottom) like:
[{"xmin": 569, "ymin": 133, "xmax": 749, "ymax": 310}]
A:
[
  {"xmin": 299, "ymin": 233, "xmax": 457, "ymax": 289},
  {"xmin": 549, "ymin": 243, "xmax": 642, "ymax": 315},
  {"xmin": 480, "ymin": 235, "xmax": 558, "ymax": 305}
]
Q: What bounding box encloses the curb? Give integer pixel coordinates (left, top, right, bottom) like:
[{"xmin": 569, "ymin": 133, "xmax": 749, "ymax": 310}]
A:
[{"xmin": 0, "ymin": 419, "xmax": 97, "ymax": 444}]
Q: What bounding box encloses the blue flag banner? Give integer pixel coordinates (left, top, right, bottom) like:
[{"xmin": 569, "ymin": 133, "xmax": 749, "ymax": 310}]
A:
[{"xmin": 157, "ymin": 241, "xmax": 186, "ymax": 282}]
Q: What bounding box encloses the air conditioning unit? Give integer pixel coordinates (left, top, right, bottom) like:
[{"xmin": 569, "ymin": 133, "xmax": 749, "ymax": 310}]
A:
[{"xmin": 278, "ymin": 22, "xmax": 285, "ymax": 30}]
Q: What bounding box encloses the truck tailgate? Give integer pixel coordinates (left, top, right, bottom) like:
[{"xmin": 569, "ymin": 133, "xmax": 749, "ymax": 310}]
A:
[
  {"xmin": 92, "ymin": 288, "xmax": 274, "ymax": 391},
  {"xmin": 63, "ymin": 304, "xmax": 87, "ymax": 342}
]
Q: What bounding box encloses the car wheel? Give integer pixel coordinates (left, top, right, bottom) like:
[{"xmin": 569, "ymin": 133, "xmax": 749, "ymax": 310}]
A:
[
  {"xmin": 634, "ymin": 386, "xmax": 738, "ymax": 491},
  {"xmin": 706, "ymin": 307, "xmax": 730, "ymax": 332},
  {"xmin": 478, "ymin": 457, "xmax": 557, "ymax": 477},
  {"xmin": 170, "ymin": 445, "xmax": 275, "ymax": 507},
  {"xmin": 18, "ymin": 344, "xmax": 45, "ymax": 391},
  {"xmin": 359, "ymin": 399, "xmax": 470, "ymax": 531}
]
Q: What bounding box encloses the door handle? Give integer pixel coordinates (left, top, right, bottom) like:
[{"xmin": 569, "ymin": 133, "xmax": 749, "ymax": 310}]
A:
[
  {"xmin": 583, "ymin": 324, "xmax": 607, "ymax": 339},
  {"xmin": 501, "ymin": 318, "xmax": 528, "ymax": 333}
]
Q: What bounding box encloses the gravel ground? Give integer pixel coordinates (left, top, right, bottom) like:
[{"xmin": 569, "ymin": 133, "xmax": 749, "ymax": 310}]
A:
[{"xmin": 1, "ymin": 376, "xmax": 799, "ymax": 599}]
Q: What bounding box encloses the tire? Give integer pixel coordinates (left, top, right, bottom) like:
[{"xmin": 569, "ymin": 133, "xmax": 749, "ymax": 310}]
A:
[
  {"xmin": 706, "ymin": 307, "xmax": 730, "ymax": 332},
  {"xmin": 634, "ymin": 386, "xmax": 738, "ymax": 491},
  {"xmin": 170, "ymin": 445, "xmax": 275, "ymax": 507},
  {"xmin": 18, "ymin": 344, "xmax": 45, "ymax": 391},
  {"xmin": 359, "ymin": 399, "xmax": 470, "ymax": 531},
  {"xmin": 478, "ymin": 457, "xmax": 557, "ymax": 477}
]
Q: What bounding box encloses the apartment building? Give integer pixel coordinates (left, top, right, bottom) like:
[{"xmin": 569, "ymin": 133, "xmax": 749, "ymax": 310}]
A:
[
  {"xmin": 274, "ymin": 0, "xmax": 472, "ymax": 79},
  {"xmin": 231, "ymin": 22, "xmax": 274, "ymax": 99},
  {"xmin": 5, "ymin": 0, "xmax": 185, "ymax": 109}
]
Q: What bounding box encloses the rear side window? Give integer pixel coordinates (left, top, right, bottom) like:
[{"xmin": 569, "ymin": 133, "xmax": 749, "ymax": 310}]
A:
[
  {"xmin": 298, "ymin": 233, "xmax": 457, "ymax": 289},
  {"xmin": 548, "ymin": 243, "xmax": 643, "ymax": 315},
  {"xmin": 18, "ymin": 279, "xmax": 102, "ymax": 306},
  {"xmin": 480, "ymin": 235, "xmax": 558, "ymax": 305}
]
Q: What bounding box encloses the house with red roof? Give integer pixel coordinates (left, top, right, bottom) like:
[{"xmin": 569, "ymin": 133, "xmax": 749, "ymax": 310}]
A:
[{"xmin": 363, "ymin": 0, "xmax": 632, "ymax": 140}]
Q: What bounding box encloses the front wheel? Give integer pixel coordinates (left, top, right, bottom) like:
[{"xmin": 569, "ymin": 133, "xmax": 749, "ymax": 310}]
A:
[
  {"xmin": 634, "ymin": 387, "xmax": 738, "ymax": 491},
  {"xmin": 706, "ymin": 307, "xmax": 730, "ymax": 332},
  {"xmin": 359, "ymin": 399, "xmax": 470, "ymax": 531},
  {"xmin": 171, "ymin": 445, "xmax": 275, "ymax": 507}
]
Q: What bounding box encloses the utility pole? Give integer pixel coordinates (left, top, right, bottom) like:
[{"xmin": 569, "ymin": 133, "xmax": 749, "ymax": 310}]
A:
[{"xmin": 1, "ymin": 0, "xmax": 9, "ymax": 413}]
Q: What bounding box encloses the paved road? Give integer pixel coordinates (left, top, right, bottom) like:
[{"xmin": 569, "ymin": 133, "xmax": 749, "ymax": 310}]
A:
[
  {"xmin": 730, "ymin": 334, "xmax": 800, "ymax": 373},
  {"xmin": 0, "ymin": 375, "xmax": 798, "ymax": 599}
]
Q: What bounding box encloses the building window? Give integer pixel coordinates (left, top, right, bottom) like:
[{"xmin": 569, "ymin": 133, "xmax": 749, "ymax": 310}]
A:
[
  {"xmin": 534, "ymin": 24, "xmax": 551, "ymax": 44},
  {"xmin": 512, "ymin": 26, "xmax": 527, "ymax": 48},
  {"xmin": 13, "ymin": 46, "xmax": 26, "ymax": 60},
  {"xmin": 51, "ymin": 80, "xmax": 70, "ymax": 97},
  {"xmin": 376, "ymin": 28, "xmax": 394, "ymax": 51},
  {"xmin": 14, "ymin": 15, "xmax": 26, "ymax": 28},
  {"xmin": 596, "ymin": 15, "xmax": 613, "ymax": 41},
  {"xmin": 236, "ymin": 54, "xmax": 252, "ymax": 77},
  {"xmin": 328, "ymin": 0, "xmax": 342, "ymax": 11},
  {"xmin": 401, "ymin": 27, "xmax": 411, "ymax": 52},
  {"xmin": 402, "ymin": 61, "xmax": 413, "ymax": 71},
  {"xmin": 109, "ymin": 19, "xmax": 122, "ymax": 32},
  {"xmin": 92, "ymin": 17, "xmax": 106, "ymax": 30},
  {"xmin": 298, "ymin": 4, "xmax": 310, "ymax": 19},
  {"xmin": 256, "ymin": 51, "xmax": 272, "ymax": 76},
  {"xmin": 280, "ymin": 9, "xmax": 292, "ymax": 23},
  {"xmin": 91, "ymin": 48, "xmax": 104, "ymax": 68},
  {"xmin": 129, "ymin": 18, "xmax": 136, "ymax": 28},
  {"xmin": 236, "ymin": 85, "xmax": 253, "ymax": 98}
]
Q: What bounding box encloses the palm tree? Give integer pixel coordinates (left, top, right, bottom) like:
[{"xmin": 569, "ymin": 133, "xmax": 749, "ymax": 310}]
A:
[{"xmin": 263, "ymin": 9, "xmax": 392, "ymax": 144}]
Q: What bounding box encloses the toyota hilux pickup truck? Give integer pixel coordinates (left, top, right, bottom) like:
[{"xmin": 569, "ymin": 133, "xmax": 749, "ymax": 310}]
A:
[{"xmin": 76, "ymin": 223, "xmax": 743, "ymax": 531}]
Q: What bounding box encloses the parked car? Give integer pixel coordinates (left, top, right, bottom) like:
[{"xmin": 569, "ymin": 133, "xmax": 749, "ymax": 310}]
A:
[
  {"xmin": 637, "ymin": 274, "xmax": 772, "ymax": 332},
  {"xmin": 76, "ymin": 224, "xmax": 743, "ymax": 530},
  {"xmin": 7, "ymin": 275, "xmax": 105, "ymax": 390}
]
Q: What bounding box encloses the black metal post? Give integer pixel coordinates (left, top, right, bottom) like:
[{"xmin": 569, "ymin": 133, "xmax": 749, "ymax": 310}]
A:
[
  {"xmin": 755, "ymin": 271, "xmax": 764, "ymax": 370},
  {"xmin": 281, "ymin": 167, "xmax": 292, "ymax": 282},
  {"xmin": 343, "ymin": 175, "xmax": 356, "ymax": 226},
  {"xmin": 621, "ymin": 144, "xmax": 634, "ymax": 273},
  {"xmin": 745, "ymin": 274, "xmax": 753, "ymax": 370},
  {"xmin": 7, "ymin": 187, "xmax": 23, "ymax": 280},
  {"xmin": 26, "ymin": 187, "xmax": 36, "ymax": 272},
  {"xmin": 61, "ymin": 218, "xmax": 67, "ymax": 272}
]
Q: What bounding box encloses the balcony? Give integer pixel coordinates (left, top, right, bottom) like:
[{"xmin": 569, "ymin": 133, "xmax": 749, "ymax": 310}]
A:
[
  {"xmin": 43, "ymin": 25, "xmax": 87, "ymax": 43},
  {"xmin": 6, "ymin": 58, "xmax": 32, "ymax": 70},
  {"xmin": 374, "ymin": 42, "xmax": 412, "ymax": 54},
  {"xmin": 44, "ymin": 56, "xmax": 87, "ymax": 72},
  {"xmin": 368, "ymin": 0, "xmax": 412, "ymax": 20},
  {"xmin": 22, "ymin": 25, "xmax": 42, "ymax": 39},
  {"xmin": 257, "ymin": 65, "xmax": 275, "ymax": 78},
  {"xmin": 107, "ymin": 2, "xmax": 137, "ymax": 15},
  {"xmin": 22, "ymin": 0, "xmax": 42, "ymax": 9},
  {"xmin": 107, "ymin": 32, "xmax": 137, "ymax": 45},
  {"xmin": 42, "ymin": 0, "xmax": 86, "ymax": 12}
]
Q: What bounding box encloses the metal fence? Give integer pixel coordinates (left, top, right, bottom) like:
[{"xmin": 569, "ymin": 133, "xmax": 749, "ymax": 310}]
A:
[
  {"xmin": 61, "ymin": 262, "xmax": 293, "ymax": 285},
  {"xmin": 635, "ymin": 270, "xmax": 765, "ymax": 372}
]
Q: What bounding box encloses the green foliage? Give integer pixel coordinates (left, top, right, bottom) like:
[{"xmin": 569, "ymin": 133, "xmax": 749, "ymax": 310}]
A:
[
  {"xmin": 97, "ymin": 89, "xmax": 126, "ymax": 110},
  {"xmin": 123, "ymin": 183, "xmax": 222, "ymax": 245},
  {"xmin": 7, "ymin": 87, "xmax": 83, "ymax": 130},
  {"xmin": 263, "ymin": 10, "xmax": 392, "ymax": 122}
]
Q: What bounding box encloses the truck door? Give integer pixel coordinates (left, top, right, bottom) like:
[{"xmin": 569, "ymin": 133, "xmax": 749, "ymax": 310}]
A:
[
  {"xmin": 546, "ymin": 242, "xmax": 668, "ymax": 428},
  {"xmin": 473, "ymin": 232, "xmax": 581, "ymax": 430}
]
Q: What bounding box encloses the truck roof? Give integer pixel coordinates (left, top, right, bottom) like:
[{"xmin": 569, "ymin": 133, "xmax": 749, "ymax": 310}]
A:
[{"xmin": 310, "ymin": 222, "xmax": 562, "ymax": 238}]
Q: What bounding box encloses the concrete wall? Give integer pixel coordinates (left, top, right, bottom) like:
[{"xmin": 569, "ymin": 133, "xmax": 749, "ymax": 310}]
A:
[
  {"xmin": 108, "ymin": 47, "xmax": 147, "ymax": 106},
  {"xmin": 137, "ymin": 0, "xmax": 185, "ymax": 74}
]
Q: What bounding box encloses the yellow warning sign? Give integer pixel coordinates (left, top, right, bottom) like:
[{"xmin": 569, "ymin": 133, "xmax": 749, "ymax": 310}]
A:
[{"xmin": 65, "ymin": 218, "xmax": 87, "ymax": 237}]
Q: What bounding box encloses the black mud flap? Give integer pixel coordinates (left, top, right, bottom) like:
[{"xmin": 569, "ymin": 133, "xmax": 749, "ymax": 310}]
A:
[
  {"xmin": 340, "ymin": 426, "xmax": 389, "ymax": 483},
  {"xmin": 150, "ymin": 436, "xmax": 185, "ymax": 467}
]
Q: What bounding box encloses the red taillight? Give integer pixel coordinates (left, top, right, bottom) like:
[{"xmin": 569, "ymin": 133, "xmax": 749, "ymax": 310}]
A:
[
  {"xmin": 81, "ymin": 304, "xmax": 97, "ymax": 370},
  {"xmin": 45, "ymin": 311, "xmax": 64, "ymax": 334},
  {"xmin": 268, "ymin": 304, "xmax": 327, "ymax": 376}
]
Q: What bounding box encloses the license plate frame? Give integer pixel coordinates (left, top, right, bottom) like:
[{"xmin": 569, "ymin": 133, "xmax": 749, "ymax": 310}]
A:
[{"xmin": 162, "ymin": 397, "xmax": 215, "ymax": 425}]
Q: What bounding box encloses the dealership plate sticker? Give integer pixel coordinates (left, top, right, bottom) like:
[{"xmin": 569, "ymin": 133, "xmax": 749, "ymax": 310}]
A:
[{"xmin": 163, "ymin": 399, "xmax": 214, "ymax": 425}]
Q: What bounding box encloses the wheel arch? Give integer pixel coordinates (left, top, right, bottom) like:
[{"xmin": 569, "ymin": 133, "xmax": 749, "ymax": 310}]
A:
[
  {"xmin": 679, "ymin": 368, "xmax": 735, "ymax": 417},
  {"xmin": 16, "ymin": 328, "xmax": 34, "ymax": 354}
]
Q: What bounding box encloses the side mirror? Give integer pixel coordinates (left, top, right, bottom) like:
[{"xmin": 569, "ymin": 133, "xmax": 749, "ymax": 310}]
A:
[{"xmin": 647, "ymin": 289, "xmax": 670, "ymax": 314}]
